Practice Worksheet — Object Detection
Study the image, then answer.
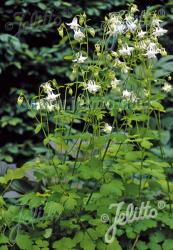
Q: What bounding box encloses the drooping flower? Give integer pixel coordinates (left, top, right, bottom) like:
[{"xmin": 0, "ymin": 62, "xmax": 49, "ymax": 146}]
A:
[
  {"xmin": 144, "ymin": 89, "xmax": 150, "ymax": 97},
  {"xmin": 41, "ymin": 82, "xmax": 53, "ymax": 94},
  {"xmin": 138, "ymin": 40, "xmax": 148, "ymax": 50},
  {"xmin": 119, "ymin": 45, "xmax": 134, "ymax": 56},
  {"xmin": 86, "ymin": 80, "xmax": 101, "ymax": 93},
  {"xmin": 115, "ymin": 60, "xmax": 131, "ymax": 73},
  {"xmin": 46, "ymin": 92, "xmax": 60, "ymax": 101},
  {"xmin": 125, "ymin": 16, "xmax": 138, "ymax": 33},
  {"xmin": 17, "ymin": 96, "xmax": 23, "ymax": 106},
  {"xmin": 130, "ymin": 4, "xmax": 139, "ymax": 13},
  {"xmin": 34, "ymin": 102, "xmax": 41, "ymax": 110},
  {"xmin": 162, "ymin": 83, "xmax": 172, "ymax": 93},
  {"xmin": 73, "ymin": 52, "xmax": 87, "ymax": 63},
  {"xmin": 103, "ymin": 123, "xmax": 112, "ymax": 133},
  {"xmin": 74, "ymin": 29, "xmax": 85, "ymax": 42},
  {"xmin": 111, "ymin": 77, "xmax": 120, "ymax": 89},
  {"xmin": 66, "ymin": 17, "xmax": 80, "ymax": 30},
  {"xmin": 108, "ymin": 16, "xmax": 126, "ymax": 35},
  {"xmin": 32, "ymin": 99, "xmax": 45, "ymax": 111},
  {"xmin": 152, "ymin": 17, "xmax": 162, "ymax": 27},
  {"xmin": 122, "ymin": 89, "xmax": 132, "ymax": 99},
  {"xmin": 153, "ymin": 27, "xmax": 167, "ymax": 37},
  {"xmin": 46, "ymin": 103, "xmax": 56, "ymax": 112},
  {"xmin": 137, "ymin": 30, "xmax": 146, "ymax": 38},
  {"xmin": 122, "ymin": 90, "xmax": 138, "ymax": 102},
  {"xmin": 131, "ymin": 93, "xmax": 138, "ymax": 103},
  {"xmin": 122, "ymin": 64, "xmax": 131, "ymax": 73},
  {"xmin": 145, "ymin": 43, "xmax": 159, "ymax": 59}
]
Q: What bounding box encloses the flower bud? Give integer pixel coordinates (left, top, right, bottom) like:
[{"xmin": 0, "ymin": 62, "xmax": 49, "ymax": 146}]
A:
[
  {"xmin": 160, "ymin": 49, "xmax": 167, "ymax": 56},
  {"xmin": 126, "ymin": 31, "xmax": 131, "ymax": 39},
  {"xmin": 88, "ymin": 27, "xmax": 95, "ymax": 37},
  {"xmin": 111, "ymin": 51, "xmax": 118, "ymax": 57},
  {"xmin": 118, "ymin": 39, "xmax": 122, "ymax": 45},
  {"xmin": 95, "ymin": 44, "xmax": 100, "ymax": 52},
  {"xmin": 17, "ymin": 96, "xmax": 23, "ymax": 106},
  {"xmin": 130, "ymin": 4, "xmax": 138, "ymax": 13},
  {"xmin": 58, "ymin": 24, "xmax": 64, "ymax": 38},
  {"xmin": 69, "ymin": 88, "xmax": 73, "ymax": 96},
  {"xmin": 72, "ymin": 65, "xmax": 77, "ymax": 74},
  {"xmin": 79, "ymin": 13, "xmax": 86, "ymax": 25}
]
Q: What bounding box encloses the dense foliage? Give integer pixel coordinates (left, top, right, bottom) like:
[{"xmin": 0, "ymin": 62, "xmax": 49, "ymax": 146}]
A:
[{"xmin": 0, "ymin": 1, "xmax": 173, "ymax": 250}]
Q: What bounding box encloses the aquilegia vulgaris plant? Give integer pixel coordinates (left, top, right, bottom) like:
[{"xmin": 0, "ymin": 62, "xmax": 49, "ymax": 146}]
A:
[{"xmin": 1, "ymin": 4, "xmax": 173, "ymax": 250}]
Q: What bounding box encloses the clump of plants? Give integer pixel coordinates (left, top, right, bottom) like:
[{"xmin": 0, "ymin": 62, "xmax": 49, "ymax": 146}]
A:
[{"xmin": 0, "ymin": 4, "xmax": 173, "ymax": 250}]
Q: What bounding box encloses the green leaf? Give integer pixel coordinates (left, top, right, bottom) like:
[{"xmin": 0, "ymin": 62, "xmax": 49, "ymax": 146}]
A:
[
  {"xmin": 35, "ymin": 240, "xmax": 49, "ymax": 248},
  {"xmin": 106, "ymin": 238, "xmax": 122, "ymax": 250},
  {"xmin": 38, "ymin": 3, "xmax": 47, "ymax": 10},
  {"xmin": 151, "ymin": 101, "xmax": 165, "ymax": 112},
  {"xmin": 44, "ymin": 201, "xmax": 63, "ymax": 217},
  {"xmin": 136, "ymin": 241, "xmax": 148, "ymax": 250},
  {"xmin": 73, "ymin": 232, "xmax": 84, "ymax": 243},
  {"xmin": 35, "ymin": 123, "xmax": 42, "ymax": 134},
  {"xmin": 149, "ymin": 232, "xmax": 165, "ymax": 243},
  {"xmin": 141, "ymin": 139, "xmax": 153, "ymax": 149},
  {"xmin": 134, "ymin": 220, "xmax": 157, "ymax": 233},
  {"xmin": 0, "ymin": 246, "xmax": 8, "ymax": 250},
  {"xmin": 148, "ymin": 242, "xmax": 161, "ymax": 250},
  {"xmin": 64, "ymin": 55, "xmax": 73, "ymax": 60},
  {"xmin": 0, "ymin": 234, "xmax": 9, "ymax": 244},
  {"xmin": 44, "ymin": 228, "xmax": 52, "ymax": 239},
  {"xmin": 16, "ymin": 234, "xmax": 33, "ymax": 250},
  {"xmin": 60, "ymin": 193, "xmax": 79, "ymax": 210},
  {"xmin": 53, "ymin": 237, "xmax": 76, "ymax": 249},
  {"xmin": 162, "ymin": 239, "xmax": 173, "ymax": 250},
  {"xmin": 100, "ymin": 180, "xmax": 124, "ymax": 197},
  {"xmin": 80, "ymin": 233, "xmax": 95, "ymax": 250}
]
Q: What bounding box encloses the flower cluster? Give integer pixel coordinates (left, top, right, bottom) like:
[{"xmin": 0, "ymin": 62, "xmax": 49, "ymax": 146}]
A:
[
  {"xmin": 106, "ymin": 7, "xmax": 167, "ymax": 60},
  {"xmin": 32, "ymin": 82, "xmax": 60, "ymax": 112},
  {"xmin": 63, "ymin": 7, "xmax": 169, "ymax": 106},
  {"xmin": 32, "ymin": 6, "xmax": 170, "ymax": 115},
  {"xmin": 122, "ymin": 89, "xmax": 138, "ymax": 103},
  {"xmin": 66, "ymin": 17, "xmax": 85, "ymax": 42},
  {"xmin": 86, "ymin": 80, "xmax": 101, "ymax": 94}
]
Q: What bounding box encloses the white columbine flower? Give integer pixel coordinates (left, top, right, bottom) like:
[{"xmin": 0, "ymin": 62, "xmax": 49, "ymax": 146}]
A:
[
  {"xmin": 74, "ymin": 29, "xmax": 85, "ymax": 42},
  {"xmin": 86, "ymin": 80, "xmax": 101, "ymax": 93},
  {"xmin": 119, "ymin": 45, "xmax": 134, "ymax": 56},
  {"xmin": 73, "ymin": 53, "xmax": 87, "ymax": 63},
  {"xmin": 153, "ymin": 27, "xmax": 167, "ymax": 37},
  {"xmin": 122, "ymin": 90, "xmax": 137, "ymax": 102},
  {"xmin": 66, "ymin": 17, "xmax": 80, "ymax": 30},
  {"xmin": 121, "ymin": 63, "xmax": 131, "ymax": 74},
  {"xmin": 46, "ymin": 92, "xmax": 60, "ymax": 101},
  {"xmin": 162, "ymin": 83, "xmax": 172, "ymax": 93},
  {"xmin": 33, "ymin": 102, "xmax": 41, "ymax": 110},
  {"xmin": 46, "ymin": 103, "xmax": 55, "ymax": 112},
  {"xmin": 131, "ymin": 93, "xmax": 138, "ymax": 103},
  {"xmin": 152, "ymin": 18, "xmax": 162, "ymax": 27},
  {"xmin": 138, "ymin": 40, "xmax": 148, "ymax": 50},
  {"xmin": 123, "ymin": 89, "xmax": 132, "ymax": 99},
  {"xmin": 125, "ymin": 16, "xmax": 138, "ymax": 33},
  {"xmin": 32, "ymin": 99, "xmax": 45, "ymax": 110},
  {"xmin": 111, "ymin": 78, "xmax": 120, "ymax": 89},
  {"xmin": 103, "ymin": 123, "xmax": 112, "ymax": 134},
  {"xmin": 109, "ymin": 16, "xmax": 126, "ymax": 35},
  {"xmin": 137, "ymin": 30, "xmax": 146, "ymax": 38},
  {"xmin": 41, "ymin": 82, "xmax": 53, "ymax": 94},
  {"xmin": 145, "ymin": 43, "xmax": 159, "ymax": 59}
]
